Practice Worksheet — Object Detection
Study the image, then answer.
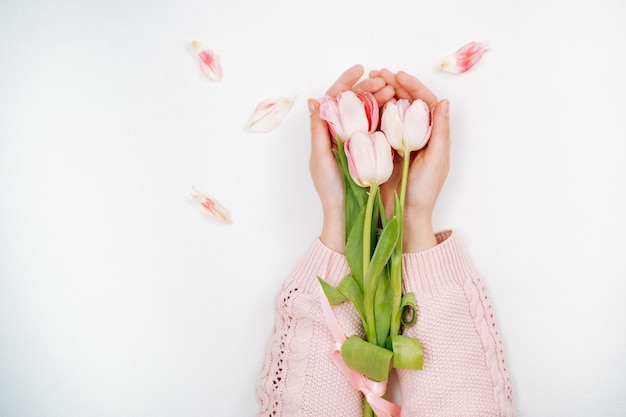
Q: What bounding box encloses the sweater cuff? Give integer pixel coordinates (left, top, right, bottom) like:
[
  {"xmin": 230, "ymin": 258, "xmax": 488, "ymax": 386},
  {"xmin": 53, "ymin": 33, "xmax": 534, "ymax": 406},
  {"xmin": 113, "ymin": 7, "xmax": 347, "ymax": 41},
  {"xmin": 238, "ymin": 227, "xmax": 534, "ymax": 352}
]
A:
[
  {"xmin": 290, "ymin": 238, "xmax": 351, "ymax": 293},
  {"xmin": 401, "ymin": 230, "xmax": 475, "ymax": 295}
]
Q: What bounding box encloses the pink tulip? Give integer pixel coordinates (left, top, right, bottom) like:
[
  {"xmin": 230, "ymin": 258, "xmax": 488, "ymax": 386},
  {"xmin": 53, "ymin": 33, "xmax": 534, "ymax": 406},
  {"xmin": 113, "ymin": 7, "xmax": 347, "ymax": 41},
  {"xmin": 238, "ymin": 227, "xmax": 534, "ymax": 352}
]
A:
[
  {"xmin": 440, "ymin": 41, "xmax": 488, "ymax": 73},
  {"xmin": 345, "ymin": 131, "xmax": 394, "ymax": 187},
  {"xmin": 381, "ymin": 99, "xmax": 432, "ymax": 156},
  {"xmin": 246, "ymin": 97, "xmax": 294, "ymax": 132},
  {"xmin": 191, "ymin": 187, "xmax": 232, "ymax": 224},
  {"xmin": 319, "ymin": 91, "xmax": 379, "ymax": 142},
  {"xmin": 192, "ymin": 41, "xmax": 223, "ymax": 82}
]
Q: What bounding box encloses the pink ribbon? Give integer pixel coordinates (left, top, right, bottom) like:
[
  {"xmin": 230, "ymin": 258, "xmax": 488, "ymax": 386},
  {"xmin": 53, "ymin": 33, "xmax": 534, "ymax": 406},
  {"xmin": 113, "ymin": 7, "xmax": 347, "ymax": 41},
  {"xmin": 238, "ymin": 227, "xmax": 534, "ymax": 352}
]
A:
[{"xmin": 319, "ymin": 288, "xmax": 402, "ymax": 417}]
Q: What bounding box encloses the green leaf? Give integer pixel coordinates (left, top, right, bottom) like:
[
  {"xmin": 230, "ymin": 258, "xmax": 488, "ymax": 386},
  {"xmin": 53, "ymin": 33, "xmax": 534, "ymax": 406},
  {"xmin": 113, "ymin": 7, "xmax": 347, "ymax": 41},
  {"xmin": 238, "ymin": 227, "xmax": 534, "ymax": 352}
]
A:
[
  {"xmin": 365, "ymin": 217, "xmax": 400, "ymax": 294},
  {"xmin": 342, "ymin": 335, "xmax": 393, "ymax": 382},
  {"xmin": 400, "ymin": 292, "xmax": 418, "ymax": 327},
  {"xmin": 344, "ymin": 206, "xmax": 366, "ymax": 290},
  {"xmin": 377, "ymin": 191, "xmax": 389, "ymax": 228},
  {"xmin": 333, "ymin": 145, "xmax": 367, "ymax": 237},
  {"xmin": 373, "ymin": 268, "xmax": 393, "ymax": 347},
  {"xmin": 336, "ymin": 274, "xmax": 365, "ymax": 319},
  {"xmin": 388, "ymin": 335, "xmax": 423, "ymax": 370},
  {"xmin": 318, "ymin": 276, "xmax": 347, "ymax": 305}
]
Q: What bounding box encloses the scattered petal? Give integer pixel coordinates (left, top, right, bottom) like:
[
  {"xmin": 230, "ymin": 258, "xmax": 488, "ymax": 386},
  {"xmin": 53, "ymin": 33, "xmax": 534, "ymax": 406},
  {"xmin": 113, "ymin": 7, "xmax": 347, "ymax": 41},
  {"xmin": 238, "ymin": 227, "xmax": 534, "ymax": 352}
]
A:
[
  {"xmin": 191, "ymin": 40, "xmax": 223, "ymax": 81},
  {"xmin": 439, "ymin": 41, "xmax": 489, "ymax": 73},
  {"xmin": 191, "ymin": 187, "xmax": 232, "ymax": 224},
  {"xmin": 246, "ymin": 97, "xmax": 294, "ymax": 132}
]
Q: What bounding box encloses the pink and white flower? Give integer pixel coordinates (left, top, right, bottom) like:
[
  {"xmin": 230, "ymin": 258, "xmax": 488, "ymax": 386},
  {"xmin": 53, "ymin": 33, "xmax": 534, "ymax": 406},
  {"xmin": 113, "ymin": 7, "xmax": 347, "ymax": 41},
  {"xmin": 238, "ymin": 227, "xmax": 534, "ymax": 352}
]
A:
[
  {"xmin": 191, "ymin": 40, "xmax": 223, "ymax": 81},
  {"xmin": 246, "ymin": 97, "xmax": 294, "ymax": 132},
  {"xmin": 345, "ymin": 131, "xmax": 394, "ymax": 187},
  {"xmin": 191, "ymin": 187, "xmax": 232, "ymax": 224},
  {"xmin": 381, "ymin": 99, "xmax": 432, "ymax": 156},
  {"xmin": 319, "ymin": 91, "xmax": 379, "ymax": 142},
  {"xmin": 439, "ymin": 41, "xmax": 489, "ymax": 73}
]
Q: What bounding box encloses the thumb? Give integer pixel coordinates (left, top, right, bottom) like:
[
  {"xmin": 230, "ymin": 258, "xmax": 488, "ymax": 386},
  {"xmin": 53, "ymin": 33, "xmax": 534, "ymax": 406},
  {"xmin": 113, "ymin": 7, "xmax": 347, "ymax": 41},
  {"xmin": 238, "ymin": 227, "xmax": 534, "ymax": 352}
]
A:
[
  {"xmin": 427, "ymin": 99, "xmax": 450, "ymax": 155},
  {"xmin": 308, "ymin": 98, "xmax": 332, "ymax": 157}
]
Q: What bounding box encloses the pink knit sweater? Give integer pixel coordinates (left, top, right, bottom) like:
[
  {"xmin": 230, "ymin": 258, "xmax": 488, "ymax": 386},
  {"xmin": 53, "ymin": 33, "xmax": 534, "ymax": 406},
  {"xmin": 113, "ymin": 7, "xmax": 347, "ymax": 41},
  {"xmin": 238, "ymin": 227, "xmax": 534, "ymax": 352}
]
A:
[{"xmin": 255, "ymin": 231, "xmax": 515, "ymax": 417}]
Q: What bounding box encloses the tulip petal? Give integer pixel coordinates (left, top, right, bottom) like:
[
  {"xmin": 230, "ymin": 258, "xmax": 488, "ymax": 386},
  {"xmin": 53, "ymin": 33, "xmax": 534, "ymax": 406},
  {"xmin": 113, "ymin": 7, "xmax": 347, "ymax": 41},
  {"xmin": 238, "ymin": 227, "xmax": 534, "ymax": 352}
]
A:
[
  {"xmin": 246, "ymin": 97, "xmax": 294, "ymax": 132},
  {"xmin": 402, "ymin": 99, "xmax": 432, "ymax": 152},
  {"xmin": 191, "ymin": 40, "xmax": 223, "ymax": 81},
  {"xmin": 191, "ymin": 187, "xmax": 232, "ymax": 224},
  {"xmin": 372, "ymin": 131, "xmax": 393, "ymax": 184},
  {"xmin": 319, "ymin": 95, "xmax": 343, "ymax": 140},
  {"xmin": 381, "ymin": 102, "xmax": 406, "ymax": 154},
  {"xmin": 338, "ymin": 91, "xmax": 370, "ymax": 140},
  {"xmin": 355, "ymin": 91, "xmax": 379, "ymax": 133},
  {"xmin": 440, "ymin": 41, "xmax": 489, "ymax": 73},
  {"xmin": 345, "ymin": 131, "xmax": 393, "ymax": 187}
]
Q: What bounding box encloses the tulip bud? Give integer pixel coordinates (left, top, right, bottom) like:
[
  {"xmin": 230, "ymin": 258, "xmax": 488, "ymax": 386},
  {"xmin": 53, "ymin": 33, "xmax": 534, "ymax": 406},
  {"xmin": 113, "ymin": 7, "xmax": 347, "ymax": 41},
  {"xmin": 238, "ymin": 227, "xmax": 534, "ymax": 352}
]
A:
[
  {"xmin": 381, "ymin": 99, "xmax": 432, "ymax": 156},
  {"xmin": 345, "ymin": 131, "xmax": 394, "ymax": 187},
  {"xmin": 319, "ymin": 91, "xmax": 379, "ymax": 142}
]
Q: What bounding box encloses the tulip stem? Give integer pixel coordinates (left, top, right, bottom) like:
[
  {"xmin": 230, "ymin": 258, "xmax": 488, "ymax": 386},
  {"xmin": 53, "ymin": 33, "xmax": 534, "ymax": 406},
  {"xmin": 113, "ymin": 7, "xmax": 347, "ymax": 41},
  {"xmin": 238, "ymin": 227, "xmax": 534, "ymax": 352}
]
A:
[
  {"xmin": 390, "ymin": 151, "xmax": 412, "ymax": 337},
  {"xmin": 363, "ymin": 183, "xmax": 379, "ymax": 343},
  {"xmin": 399, "ymin": 151, "xmax": 411, "ymax": 212}
]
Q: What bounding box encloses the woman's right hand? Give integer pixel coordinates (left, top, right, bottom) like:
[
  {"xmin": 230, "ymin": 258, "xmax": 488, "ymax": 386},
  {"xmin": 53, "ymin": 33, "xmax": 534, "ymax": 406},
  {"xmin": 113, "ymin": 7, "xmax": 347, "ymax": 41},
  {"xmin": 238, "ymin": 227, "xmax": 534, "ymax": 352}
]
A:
[{"xmin": 371, "ymin": 69, "xmax": 451, "ymax": 252}]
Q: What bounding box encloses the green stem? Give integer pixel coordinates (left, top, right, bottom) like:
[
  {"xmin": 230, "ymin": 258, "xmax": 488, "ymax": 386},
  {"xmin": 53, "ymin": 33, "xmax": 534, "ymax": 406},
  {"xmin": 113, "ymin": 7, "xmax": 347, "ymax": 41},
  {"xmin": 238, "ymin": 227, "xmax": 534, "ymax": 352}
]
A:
[
  {"xmin": 362, "ymin": 183, "xmax": 378, "ymax": 276},
  {"xmin": 362, "ymin": 183, "xmax": 379, "ymax": 343},
  {"xmin": 390, "ymin": 151, "xmax": 411, "ymax": 336},
  {"xmin": 399, "ymin": 151, "xmax": 411, "ymax": 213}
]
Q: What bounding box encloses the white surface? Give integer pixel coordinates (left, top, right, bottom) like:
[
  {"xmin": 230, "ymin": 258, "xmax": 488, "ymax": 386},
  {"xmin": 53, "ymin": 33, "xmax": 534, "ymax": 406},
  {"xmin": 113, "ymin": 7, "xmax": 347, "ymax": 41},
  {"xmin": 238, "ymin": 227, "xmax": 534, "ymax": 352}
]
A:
[{"xmin": 1, "ymin": 0, "xmax": 625, "ymax": 416}]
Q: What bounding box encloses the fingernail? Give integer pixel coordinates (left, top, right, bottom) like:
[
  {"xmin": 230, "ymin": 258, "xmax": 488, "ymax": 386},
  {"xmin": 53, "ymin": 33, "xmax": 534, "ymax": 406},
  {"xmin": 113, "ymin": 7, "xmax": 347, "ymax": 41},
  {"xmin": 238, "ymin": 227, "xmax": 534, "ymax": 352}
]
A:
[
  {"xmin": 307, "ymin": 99, "xmax": 315, "ymax": 115},
  {"xmin": 440, "ymin": 99, "xmax": 449, "ymax": 116}
]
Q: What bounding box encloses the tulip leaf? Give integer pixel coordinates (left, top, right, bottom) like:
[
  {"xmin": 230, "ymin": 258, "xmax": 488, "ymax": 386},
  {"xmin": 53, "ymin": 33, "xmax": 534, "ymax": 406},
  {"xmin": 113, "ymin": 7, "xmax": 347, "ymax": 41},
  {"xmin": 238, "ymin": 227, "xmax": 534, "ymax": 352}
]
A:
[
  {"xmin": 377, "ymin": 191, "xmax": 389, "ymax": 228},
  {"xmin": 342, "ymin": 335, "xmax": 393, "ymax": 382},
  {"xmin": 333, "ymin": 144, "xmax": 367, "ymax": 236},
  {"xmin": 388, "ymin": 335, "xmax": 423, "ymax": 370},
  {"xmin": 336, "ymin": 274, "xmax": 365, "ymax": 320},
  {"xmin": 400, "ymin": 292, "xmax": 418, "ymax": 327},
  {"xmin": 345, "ymin": 206, "xmax": 367, "ymax": 290},
  {"xmin": 365, "ymin": 217, "xmax": 399, "ymax": 294},
  {"xmin": 374, "ymin": 267, "xmax": 393, "ymax": 347},
  {"xmin": 318, "ymin": 276, "xmax": 347, "ymax": 305}
]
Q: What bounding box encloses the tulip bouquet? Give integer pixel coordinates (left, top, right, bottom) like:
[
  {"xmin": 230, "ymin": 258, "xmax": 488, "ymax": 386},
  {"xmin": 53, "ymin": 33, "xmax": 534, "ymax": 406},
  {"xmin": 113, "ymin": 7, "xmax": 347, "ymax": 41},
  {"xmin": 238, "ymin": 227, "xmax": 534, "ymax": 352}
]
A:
[{"xmin": 318, "ymin": 91, "xmax": 432, "ymax": 417}]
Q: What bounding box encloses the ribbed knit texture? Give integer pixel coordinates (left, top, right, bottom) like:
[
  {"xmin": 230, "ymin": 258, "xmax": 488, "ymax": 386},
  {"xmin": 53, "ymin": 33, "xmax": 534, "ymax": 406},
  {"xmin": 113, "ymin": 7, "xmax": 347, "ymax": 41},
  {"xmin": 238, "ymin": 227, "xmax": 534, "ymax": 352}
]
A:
[
  {"xmin": 399, "ymin": 231, "xmax": 516, "ymax": 417},
  {"xmin": 255, "ymin": 231, "xmax": 516, "ymax": 417},
  {"xmin": 255, "ymin": 239, "xmax": 364, "ymax": 416}
]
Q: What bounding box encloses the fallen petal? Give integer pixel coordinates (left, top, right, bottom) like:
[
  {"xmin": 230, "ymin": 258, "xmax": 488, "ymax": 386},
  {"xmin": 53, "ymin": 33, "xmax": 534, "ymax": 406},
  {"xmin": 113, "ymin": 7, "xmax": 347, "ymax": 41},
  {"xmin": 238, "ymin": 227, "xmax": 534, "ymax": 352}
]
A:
[
  {"xmin": 440, "ymin": 41, "xmax": 489, "ymax": 73},
  {"xmin": 191, "ymin": 40, "xmax": 223, "ymax": 82},
  {"xmin": 246, "ymin": 97, "xmax": 294, "ymax": 132},
  {"xmin": 191, "ymin": 187, "xmax": 232, "ymax": 224}
]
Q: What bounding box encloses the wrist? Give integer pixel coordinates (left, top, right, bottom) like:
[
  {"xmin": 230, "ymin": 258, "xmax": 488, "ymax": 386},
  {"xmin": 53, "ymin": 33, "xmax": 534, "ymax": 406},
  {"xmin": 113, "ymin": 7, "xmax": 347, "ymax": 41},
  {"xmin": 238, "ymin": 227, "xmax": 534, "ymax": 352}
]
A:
[
  {"xmin": 403, "ymin": 209, "xmax": 437, "ymax": 252},
  {"xmin": 320, "ymin": 207, "xmax": 345, "ymax": 253}
]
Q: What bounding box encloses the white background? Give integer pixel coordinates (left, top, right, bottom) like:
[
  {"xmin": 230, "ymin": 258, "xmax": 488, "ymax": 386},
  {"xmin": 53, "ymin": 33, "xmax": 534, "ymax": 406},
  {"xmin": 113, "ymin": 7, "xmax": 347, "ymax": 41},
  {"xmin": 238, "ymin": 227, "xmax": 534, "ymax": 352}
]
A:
[{"xmin": 1, "ymin": 0, "xmax": 625, "ymax": 416}]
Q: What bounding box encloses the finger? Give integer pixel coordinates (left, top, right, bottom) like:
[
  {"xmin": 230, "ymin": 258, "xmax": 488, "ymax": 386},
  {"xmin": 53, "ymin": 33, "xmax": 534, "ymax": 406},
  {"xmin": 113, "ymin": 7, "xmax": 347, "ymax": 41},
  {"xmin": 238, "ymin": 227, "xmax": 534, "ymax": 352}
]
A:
[
  {"xmin": 376, "ymin": 68, "xmax": 400, "ymax": 91},
  {"xmin": 353, "ymin": 76, "xmax": 386, "ymax": 94},
  {"xmin": 395, "ymin": 71, "xmax": 438, "ymax": 109},
  {"xmin": 308, "ymin": 98, "xmax": 333, "ymax": 157},
  {"xmin": 372, "ymin": 85, "xmax": 395, "ymax": 107},
  {"xmin": 370, "ymin": 68, "xmax": 407, "ymax": 98},
  {"xmin": 425, "ymin": 99, "xmax": 450, "ymax": 157},
  {"xmin": 368, "ymin": 69, "xmax": 380, "ymax": 78},
  {"xmin": 325, "ymin": 64, "xmax": 365, "ymax": 96}
]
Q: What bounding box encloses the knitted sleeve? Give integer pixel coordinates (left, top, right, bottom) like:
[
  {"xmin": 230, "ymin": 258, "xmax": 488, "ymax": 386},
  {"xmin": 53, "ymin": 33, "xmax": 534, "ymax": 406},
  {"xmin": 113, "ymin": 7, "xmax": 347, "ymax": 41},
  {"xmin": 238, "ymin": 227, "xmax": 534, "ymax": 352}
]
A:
[
  {"xmin": 255, "ymin": 239, "xmax": 364, "ymax": 417},
  {"xmin": 398, "ymin": 230, "xmax": 516, "ymax": 417}
]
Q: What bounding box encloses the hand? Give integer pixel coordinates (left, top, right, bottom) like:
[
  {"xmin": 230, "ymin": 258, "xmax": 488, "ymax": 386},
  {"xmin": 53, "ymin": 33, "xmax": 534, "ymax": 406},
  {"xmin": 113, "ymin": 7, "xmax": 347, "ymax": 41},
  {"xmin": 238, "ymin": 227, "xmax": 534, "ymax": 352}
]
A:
[
  {"xmin": 308, "ymin": 65, "xmax": 395, "ymax": 252},
  {"xmin": 371, "ymin": 69, "xmax": 451, "ymax": 252}
]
